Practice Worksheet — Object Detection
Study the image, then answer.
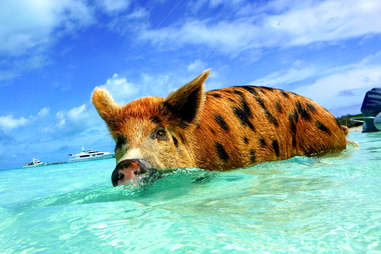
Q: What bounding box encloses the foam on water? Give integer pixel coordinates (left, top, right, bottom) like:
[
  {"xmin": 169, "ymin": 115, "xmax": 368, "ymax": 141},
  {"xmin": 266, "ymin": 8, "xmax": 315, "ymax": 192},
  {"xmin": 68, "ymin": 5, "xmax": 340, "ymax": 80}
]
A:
[{"xmin": 0, "ymin": 132, "xmax": 380, "ymax": 253}]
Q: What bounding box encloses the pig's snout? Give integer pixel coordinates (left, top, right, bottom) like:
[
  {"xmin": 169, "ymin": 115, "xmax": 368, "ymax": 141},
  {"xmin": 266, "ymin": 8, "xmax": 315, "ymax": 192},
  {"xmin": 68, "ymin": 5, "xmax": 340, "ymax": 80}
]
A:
[{"xmin": 111, "ymin": 159, "xmax": 150, "ymax": 186}]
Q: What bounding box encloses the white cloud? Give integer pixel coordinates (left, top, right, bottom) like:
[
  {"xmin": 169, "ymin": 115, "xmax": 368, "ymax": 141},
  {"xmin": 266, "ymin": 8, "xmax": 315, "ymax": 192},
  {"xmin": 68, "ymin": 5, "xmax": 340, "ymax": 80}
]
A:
[
  {"xmin": 0, "ymin": 106, "xmax": 51, "ymax": 131},
  {"xmin": 37, "ymin": 107, "xmax": 50, "ymax": 118},
  {"xmin": 125, "ymin": 8, "xmax": 148, "ymax": 19},
  {"xmin": 205, "ymin": 0, "xmax": 244, "ymax": 8},
  {"xmin": 139, "ymin": 19, "xmax": 259, "ymax": 55},
  {"xmin": 56, "ymin": 111, "xmax": 67, "ymax": 127},
  {"xmin": 55, "ymin": 104, "xmax": 89, "ymax": 128},
  {"xmin": 96, "ymin": 0, "xmax": 130, "ymax": 13},
  {"xmin": 296, "ymin": 65, "xmax": 381, "ymax": 114},
  {"xmin": 249, "ymin": 52, "xmax": 381, "ymax": 115},
  {"xmin": 0, "ymin": 0, "xmax": 94, "ymax": 56},
  {"xmin": 102, "ymin": 73, "xmax": 137, "ymax": 104},
  {"xmin": 139, "ymin": 0, "xmax": 381, "ymax": 55},
  {"xmin": 190, "ymin": 0, "xmax": 245, "ymax": 13},
  {"xmin": 67, "ymin": 104, "xmax": 87, "ymax": 120},
  {"xmin": 95, "ymin": 71, "xmax": 192, "ymax": 108},
  {"xmin": 140, "ymin": 72, "xmax": 175, "ymax": 96},
  {"xmin": 187, "ymin": 59, "xmax": 206, "ymax": 72},
  {"xmin": 265, "ymin": 0, "xmax": 381, "ymax": 46},
  {"xmin": 0, "ymin": 54, "xmax": 49, "ymax": 82},
  {"xmin": 97, "ymin": 69, "xmax": 221, "ymax": 106},
  {"xmin": 139, "ymin": 68, "xmax": 223, "ymax": 96},
  {"xmin": 250, "ymin": 65, "xmax": 317, "ymax": 87},
  {"xmin": 0, "ymin": 0, "xmax": 96, "ymax": 82},
  {"xmin": 107, "ymin": 8, "xmax": 149, "ymax": 35},
  {"xmin": 47, "ymin": 104, "xmax": 96, "ymax": 138},
  {"xmin": 0, "ymin": 115, "xmax": 28, "ymax": 130},
  {"xmin": 0, "ymin": 70, "xmax": 18, "ymax": 81}
]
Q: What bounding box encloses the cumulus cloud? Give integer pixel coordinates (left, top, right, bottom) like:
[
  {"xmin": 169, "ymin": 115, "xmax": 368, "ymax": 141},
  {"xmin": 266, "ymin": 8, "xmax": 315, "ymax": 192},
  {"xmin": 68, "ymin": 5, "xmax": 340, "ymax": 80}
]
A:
[
  {"xmin": 0, "ymin": 106, "xmax": 50, "ymax": 131},
  {"xmin": 37, "ymin": 107, "xmax": 50, "ymax": 118},
  {"xmin": 265, "ymin": 0, "xmax": 381, "ymax": 46},
  {"xmin": 208, "ymin": 0, "xmax": 244, "ymax": 8},
  {"xmin": 139, "ymin": 0, "xmax": 381, "ymax": 56},
  {"xmin": 139, "ymin": 19, "xmax": 258, "ymax": 55},
  {"xmin": 96, "ymin": 68, "xmax": 221, "ymax": 106},
  {"xmin": 96, "ymin": 0, "xmax": 130, "ymax": 13},
  {"xmin": 107, "ymin": 8, "xmax": 149, "ymax": 35},
  {"xmin": 187, "ymin": 59, "xmax": 207, "ymax": 72},
  {"xmin": 139, "ymin": 68, "xmax": 223, "ymax": 96},
  {"xmin": 94, "ymin": 71, "xmax": 187, "ymax": 108},
  {"xmin": 102, "ymin": 73, "xmax": 137, "ymax": 104},
  {"xmin": 56, "ymin": 111, "xmax": 66, "ymax": 127},
  {"xmin": 296, "ymin": 65, "xmax": 381, "ymax": 114},
  {"xmin": 190, "ymin": 0, "xmax": 245, "ymax": 13},
  {"xmin": 250, "ymin": 65, "xmax": 318, "ymax": 88},
  {"xmin": 0, "ymin": 0, "xmax": 96, "ymax": 82},
  {"xmin": 0, "ymin": 115, "xmax": 28, "ymax": 131},
  {"xmin": 67, "ymin": 104, "xmax": 87, "ymax": 120},
  {"xmin": 249, "ymin": 52, "xmax": 381, "ymax": 115},
  {"xmin": 55, "ymin": 104, "xmax": 90, "ymax": 128},
  {"xmin": 0, "ymin": 0, "xmax": 94, "ymax": 56},
  {"xmin": 45, "ymin": 104, "xmax": 100, "ymax": 140},
  {"xmin": 0, "ymin": 70, "xmax": 18, "ymax": 82},
  {"xmin": 0, "ymin": 54, "xmax": 49, "ymax": 82},
  {"xmin": 49, "ymin": 104, "xmax": 112, "ymax": 141}
]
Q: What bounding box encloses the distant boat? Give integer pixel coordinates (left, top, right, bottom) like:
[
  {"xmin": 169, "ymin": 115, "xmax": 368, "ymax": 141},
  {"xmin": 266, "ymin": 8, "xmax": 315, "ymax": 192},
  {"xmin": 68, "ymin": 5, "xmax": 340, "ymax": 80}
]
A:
[
  {"xmin": 23, "ymin": 158, "xmax": 46, "ymax": 168},
  {"xmin": 68, "ymin": 147, "xmax": 114, "ymax": 162}
]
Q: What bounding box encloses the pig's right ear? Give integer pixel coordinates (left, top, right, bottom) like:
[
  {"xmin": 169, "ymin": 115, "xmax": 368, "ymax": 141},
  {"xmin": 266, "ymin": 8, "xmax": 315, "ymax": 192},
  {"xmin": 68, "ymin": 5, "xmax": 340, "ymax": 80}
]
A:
[
  {"xmin": 92, "ymin": 87, "xmax": 121, "ymax": 129},
  {"xmin": 163, "ymin": 69, "xmax": 210, "ymax": 128}
]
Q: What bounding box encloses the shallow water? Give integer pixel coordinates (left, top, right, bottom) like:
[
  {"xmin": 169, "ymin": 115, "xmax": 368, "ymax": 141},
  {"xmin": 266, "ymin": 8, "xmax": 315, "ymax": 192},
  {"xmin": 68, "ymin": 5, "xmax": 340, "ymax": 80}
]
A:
[{"xmin": 1, "ymin": 132, "xmax": 380, "ymax": 253}]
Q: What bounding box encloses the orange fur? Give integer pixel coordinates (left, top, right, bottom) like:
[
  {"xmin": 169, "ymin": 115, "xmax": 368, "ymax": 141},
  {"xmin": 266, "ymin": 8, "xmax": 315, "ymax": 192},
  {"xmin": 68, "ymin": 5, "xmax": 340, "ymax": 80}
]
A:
[{"xmin": 92, "ymin": 70, "xmax": 348, "ymax": 171}]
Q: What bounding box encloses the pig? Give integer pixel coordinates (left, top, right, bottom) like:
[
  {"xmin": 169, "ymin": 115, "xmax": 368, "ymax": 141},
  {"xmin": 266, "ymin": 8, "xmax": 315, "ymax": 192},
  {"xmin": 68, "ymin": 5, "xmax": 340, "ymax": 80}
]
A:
[{"xmin": 92, "ymin": 70, "xmax": 348, "ymax": 186}]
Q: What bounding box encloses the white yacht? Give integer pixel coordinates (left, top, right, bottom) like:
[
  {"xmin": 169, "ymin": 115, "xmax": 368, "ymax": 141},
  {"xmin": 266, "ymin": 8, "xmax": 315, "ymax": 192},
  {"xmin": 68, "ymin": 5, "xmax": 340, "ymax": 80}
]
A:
[
  {"xmin": 23, "ymin": 158, "xmax": 46, "ymax": 168},
  {"xmin": 68, "ymin": 147, "xmax": 114, "ymax": 162}
]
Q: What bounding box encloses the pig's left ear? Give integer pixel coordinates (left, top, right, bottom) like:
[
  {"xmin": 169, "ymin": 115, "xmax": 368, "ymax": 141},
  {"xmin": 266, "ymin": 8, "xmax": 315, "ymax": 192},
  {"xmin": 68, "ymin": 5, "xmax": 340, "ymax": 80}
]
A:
[
  {"xmin": 92, "ymin": 87, "xmax": 122, "ymax": 131},
  {"xmin": 163, "ymin": 69, "xmax": 210, "ymax": 127}
]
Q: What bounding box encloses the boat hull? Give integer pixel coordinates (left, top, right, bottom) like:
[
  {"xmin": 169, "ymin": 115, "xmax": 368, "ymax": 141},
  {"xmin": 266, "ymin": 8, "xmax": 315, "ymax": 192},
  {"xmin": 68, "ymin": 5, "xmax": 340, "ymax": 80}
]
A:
[
  {"xmin": 23, "ymin": 163, "xmax": 46, "ymax": 168},
  {"xmin": 68, "ymin": 153, "xmax": 114, "ymax": 163}
]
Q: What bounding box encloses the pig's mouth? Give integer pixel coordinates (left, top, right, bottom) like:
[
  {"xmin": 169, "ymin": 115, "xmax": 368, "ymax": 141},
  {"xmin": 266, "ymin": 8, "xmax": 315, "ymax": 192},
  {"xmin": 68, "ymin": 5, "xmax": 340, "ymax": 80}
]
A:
[{"xmin": 111, "ymin": 159, "xmax": 162, "ymax": 187}]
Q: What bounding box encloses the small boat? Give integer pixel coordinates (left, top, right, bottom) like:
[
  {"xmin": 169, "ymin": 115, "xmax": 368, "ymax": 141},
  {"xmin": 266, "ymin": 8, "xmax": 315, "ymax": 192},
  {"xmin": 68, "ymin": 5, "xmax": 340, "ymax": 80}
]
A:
[
  {"xmin": 23, "ymin": 158, "xmax": 46, "ymax": 168},
  {"xmin": 68, "ymin": 147, "xmax": 114, "ymax": 162}
]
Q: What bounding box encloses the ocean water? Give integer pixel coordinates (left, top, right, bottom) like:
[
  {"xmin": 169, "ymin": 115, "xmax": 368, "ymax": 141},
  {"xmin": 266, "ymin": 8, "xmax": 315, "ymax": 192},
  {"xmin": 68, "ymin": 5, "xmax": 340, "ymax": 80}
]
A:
[{"xmin": 0, "ymin": 131, "xmax": 380, "ymax": 253}]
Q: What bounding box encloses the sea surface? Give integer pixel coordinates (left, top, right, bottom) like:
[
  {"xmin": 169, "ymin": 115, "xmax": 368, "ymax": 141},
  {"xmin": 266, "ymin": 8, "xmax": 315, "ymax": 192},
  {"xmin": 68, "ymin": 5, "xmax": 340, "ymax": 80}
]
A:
[{"xmin": 0, "ymin": 131, "xmax": 380, "ymax": 253}]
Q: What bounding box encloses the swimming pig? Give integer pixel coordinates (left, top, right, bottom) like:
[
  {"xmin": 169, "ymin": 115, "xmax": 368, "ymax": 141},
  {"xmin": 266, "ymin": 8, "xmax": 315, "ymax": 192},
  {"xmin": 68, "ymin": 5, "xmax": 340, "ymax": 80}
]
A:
[{"xmin": 92, "ymin": 70, "xmax": 348, "ymax": 186}]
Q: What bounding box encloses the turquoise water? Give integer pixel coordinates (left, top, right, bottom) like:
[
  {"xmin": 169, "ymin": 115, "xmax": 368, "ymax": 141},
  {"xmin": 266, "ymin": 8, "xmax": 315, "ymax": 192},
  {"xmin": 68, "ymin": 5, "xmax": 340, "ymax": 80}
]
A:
[{"xmin": 1, "ymin": 132, "xmax": 380, "ymax": 253}]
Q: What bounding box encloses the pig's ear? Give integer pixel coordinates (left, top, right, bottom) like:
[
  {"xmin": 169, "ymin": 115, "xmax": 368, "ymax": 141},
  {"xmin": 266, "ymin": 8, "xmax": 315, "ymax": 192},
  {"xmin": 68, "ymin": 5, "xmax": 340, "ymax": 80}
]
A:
[
  {"xmin": 164, "ymin": 69, "xmax": 210, "ymax": 127},
  {"xmin": 92, "ymin": 87, "xmax": 122, "ymax": 129}
]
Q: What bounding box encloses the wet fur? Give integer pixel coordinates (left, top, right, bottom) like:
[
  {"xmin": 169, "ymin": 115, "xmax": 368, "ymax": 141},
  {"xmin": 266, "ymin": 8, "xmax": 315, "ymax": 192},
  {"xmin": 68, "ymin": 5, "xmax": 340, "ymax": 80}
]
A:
[{"xmin": 92, "ymin": 70, "xmax": 348, "ymax": 171}]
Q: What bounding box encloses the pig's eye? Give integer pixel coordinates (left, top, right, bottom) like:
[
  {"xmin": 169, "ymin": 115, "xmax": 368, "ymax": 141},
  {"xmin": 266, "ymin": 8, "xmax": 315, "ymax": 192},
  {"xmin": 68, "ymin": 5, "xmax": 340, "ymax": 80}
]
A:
[
  {"xmin": 116, "ymin": 135, "xmax": 127, "ymax": 149},
  {"xmin": 114, "ymin": 135, "xmax": 127, "ymax": 161},
  {"xmin": 152, "ymin": 127, "xmax": 167, "ymax": 141}
]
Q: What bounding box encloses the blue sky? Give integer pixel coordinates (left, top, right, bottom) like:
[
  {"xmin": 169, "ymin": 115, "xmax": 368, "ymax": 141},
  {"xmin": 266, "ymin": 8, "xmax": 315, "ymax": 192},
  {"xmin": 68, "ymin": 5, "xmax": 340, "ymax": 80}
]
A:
[{"xmin": 1, "ymin": 0, "xmax": 381, "ymax": 169}]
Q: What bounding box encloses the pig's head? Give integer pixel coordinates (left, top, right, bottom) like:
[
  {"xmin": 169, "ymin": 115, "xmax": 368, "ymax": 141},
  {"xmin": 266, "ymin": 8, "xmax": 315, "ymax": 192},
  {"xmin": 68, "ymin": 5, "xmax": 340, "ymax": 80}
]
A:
[{"xmin": 92, "ymin": 70, "xmax": 210, "ymax": 186}]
